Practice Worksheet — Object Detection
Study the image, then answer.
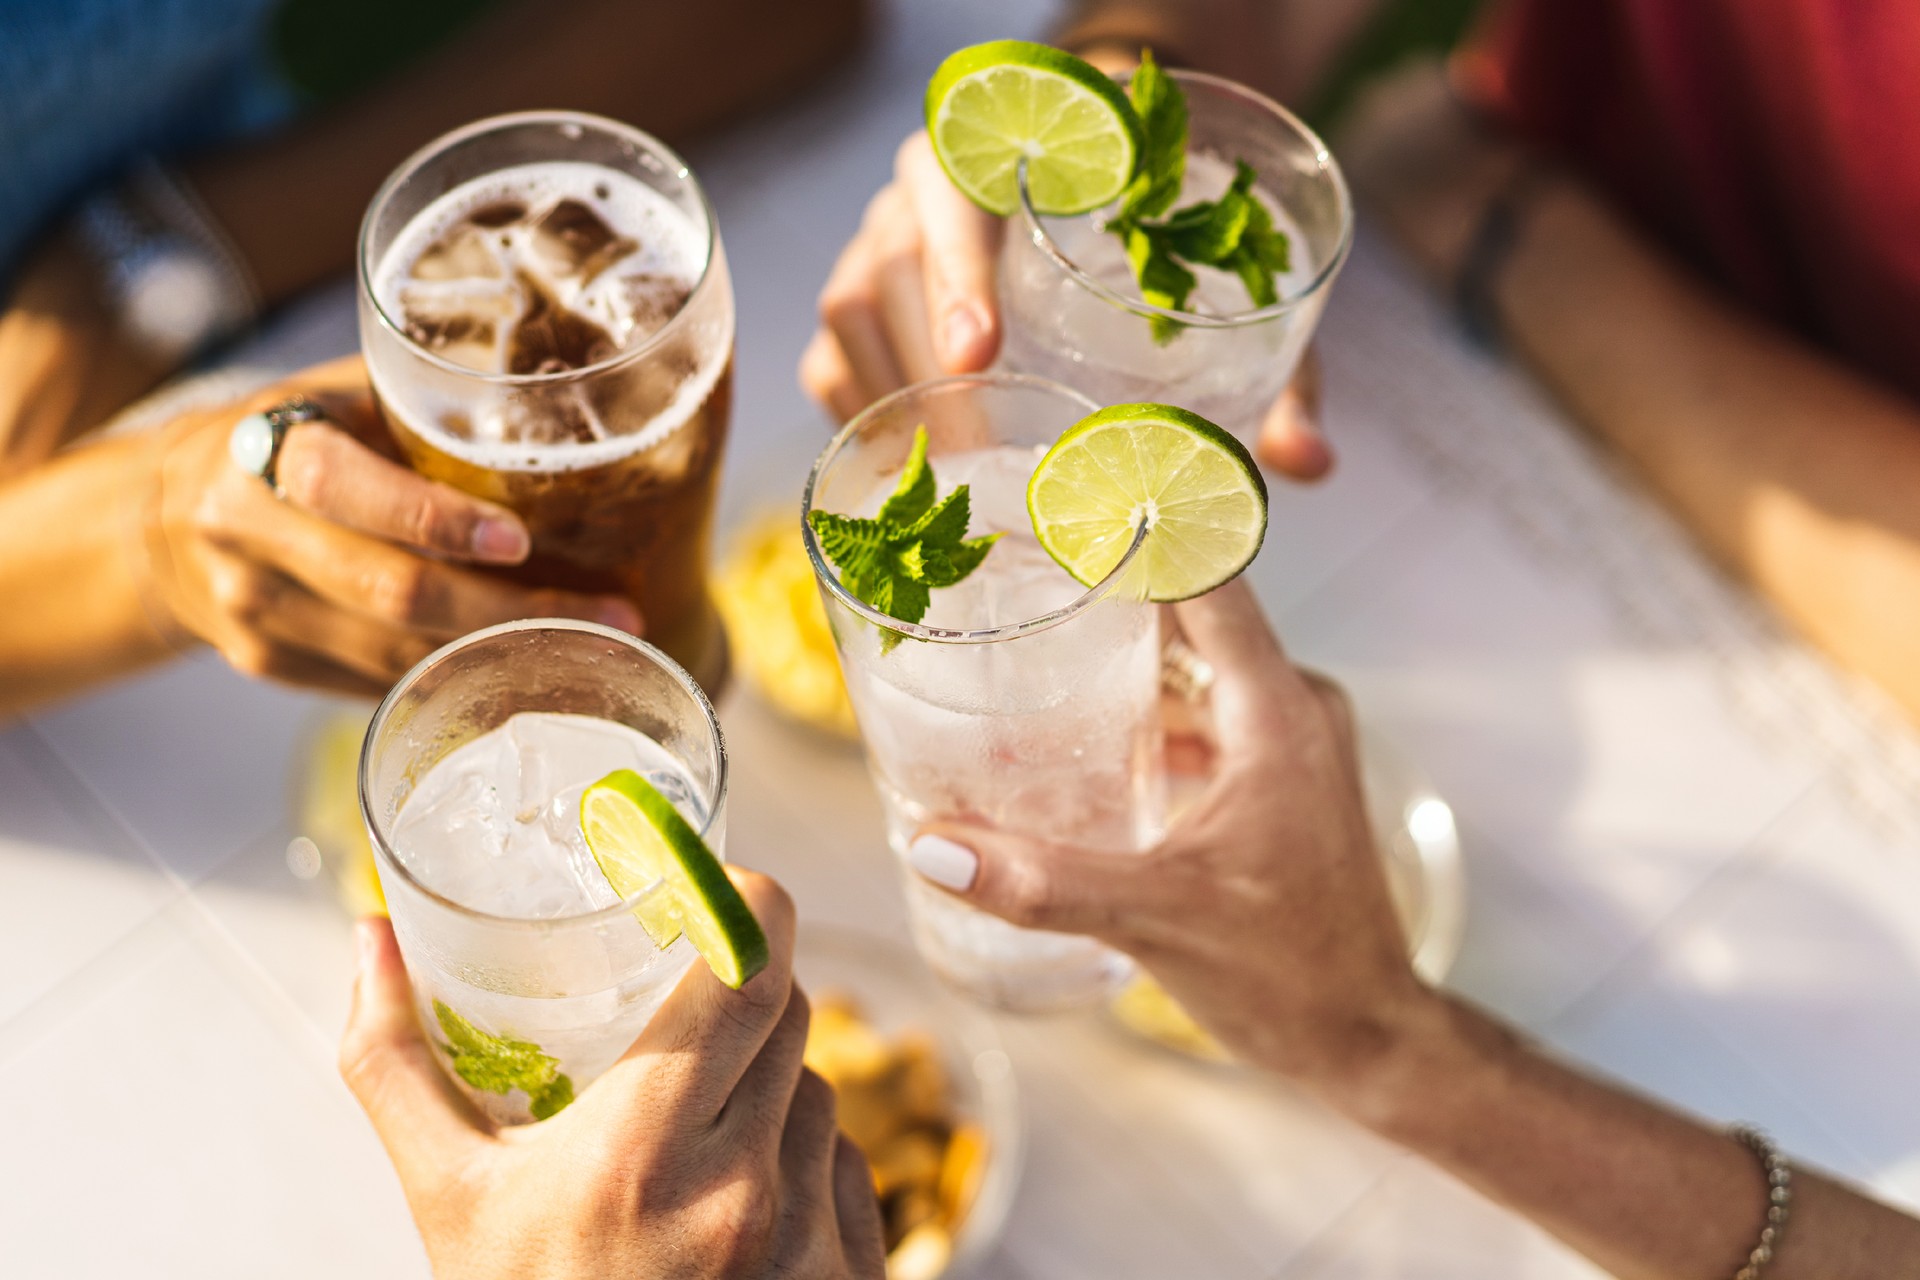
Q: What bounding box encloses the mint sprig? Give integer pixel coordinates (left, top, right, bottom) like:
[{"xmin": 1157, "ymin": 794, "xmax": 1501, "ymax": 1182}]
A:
[
  {"xmin": 808, "ymin": 425, "xmax": 1001, "ymax": 636},
  {"xmin": 1105, "ymin": 50, "xmax": 1291, "ymax": 344},
  {"xmin": 434, "ymin": 999, "xmax": 575, "ymax": 1120}
]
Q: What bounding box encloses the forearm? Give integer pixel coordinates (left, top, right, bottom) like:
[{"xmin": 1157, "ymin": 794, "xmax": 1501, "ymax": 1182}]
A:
[
  {"xmin": 187, "ymin": 0, "xmax": 868, "ymax": 305},
  {"xmin": 0, "ymin": 435, "xmax": 181, "ymax": 713},
  {"xmin": 1494, "ymin": 182, "xmax": 1920, "ymax": 720},
  {"xmin": 1332, "ymin": 994, "xmax": 1919, "ymax": 1279}
]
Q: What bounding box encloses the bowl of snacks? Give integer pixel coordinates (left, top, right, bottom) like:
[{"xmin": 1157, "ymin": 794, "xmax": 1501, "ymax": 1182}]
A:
[{"xmin": 797, "ymin": 928, "xmax": 1022, "ymax": 1280}]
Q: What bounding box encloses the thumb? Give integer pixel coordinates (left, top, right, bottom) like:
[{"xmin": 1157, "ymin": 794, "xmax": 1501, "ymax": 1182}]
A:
[
  {"xmin": 907, "ymin": 824, "xmax": 1153, "ymax": 941},
  {"xmin": 339, "ymin": 917, "xmax": 486, "ymax": 1182}
]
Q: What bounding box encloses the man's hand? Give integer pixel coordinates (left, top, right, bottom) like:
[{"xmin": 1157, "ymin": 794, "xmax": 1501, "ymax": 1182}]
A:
[
  {"xmin": 802, "ymin": 132, "xmax": 1331, "ymax": 480},
  {"xmin": 340, "ymin": 871, "xmax": 888, "ymax": 1280}
]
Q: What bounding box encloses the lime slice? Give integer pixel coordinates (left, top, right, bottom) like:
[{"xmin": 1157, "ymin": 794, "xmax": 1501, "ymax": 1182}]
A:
[
  {"xmin": 581, "ymin": 770, "xmax": 769, "ymax": 990},
  {"xmin": 925, "ymin": 40, "xmax": 1143, "ymax": 216},
  {"xmin": 1027, "ymin": 403, "xmax": 1268, "ymax": 601}
]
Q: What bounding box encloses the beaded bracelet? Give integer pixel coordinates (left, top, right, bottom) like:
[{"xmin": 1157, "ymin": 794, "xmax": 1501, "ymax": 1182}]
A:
[{"xmin": 1729, "ymin": 1125, "xmax": 1793, "ymax": 1279}]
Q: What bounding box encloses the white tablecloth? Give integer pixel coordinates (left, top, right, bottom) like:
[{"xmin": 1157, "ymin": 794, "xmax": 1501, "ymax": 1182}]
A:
[{"xmin": 6, "ymin": 1, "xmax": 1919, "ymax": 1275}]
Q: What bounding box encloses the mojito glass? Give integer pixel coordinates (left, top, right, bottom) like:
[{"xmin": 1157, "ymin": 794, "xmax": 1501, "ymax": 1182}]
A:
[
  {"xmin": 802, "ymin": 374, "xmax": 1165, "ymax": 1012},
  {"xmin": 998, "ymin": 69, "xmax": 1351, "ymax": 440},
  {"xmin": 359, "ymin": 619, "xmax": 726, "ymax": 1124},
  {"xmin": 358, "ymin": 111, "xmax": 735, "ymax": 692}
]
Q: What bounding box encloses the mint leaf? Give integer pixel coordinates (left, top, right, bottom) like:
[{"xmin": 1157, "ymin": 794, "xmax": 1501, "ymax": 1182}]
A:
[
  {"xmin": 904, "ymin": 484, "xmax": 971, "ymax": 548},
  {"xmin": 1241, "ymin": 189, "xmax": 1291, "ymax": 273},
  {"xmin": 868, "ymin": 571, "xmax": 930, "ymax": 626},
  {"xmin": 943, "ymin": 533, "xmax": 1002, "ymax": 583},
  {"xmin": 1125, "ymin": 223, "xmax": 1196, "ymax": 345},
  {"xmin": 1228, "ymin": 244, "xmax": 1278, "ymax": 308},
  {"xmin": 1162, "ymin": 161, "xmax": 1258, "ymax": 265},
  {"xmin": 1105, "ymin": 61, "xmax": 1290, "ymax": 336},
  {"xmin": 1163, "ymin": 189, "xmax": 1252, "ymax": 265},
  {"xmin": 1117, "ymin": 49, "xmax": 1187, "ymax": 223},
  {"xmin": 528, "ymin": 1074, "xmax": 574, "ymax": 1121},
  {"xmin": 876, "ymin": 426, "xmax": 935, "ymax": 527},
  {"xmin": 810, "ymin": 424, "xmax": 999, "ymax": 634},
  {"xmin": 1125, "ymin": 224, "xmax": 1196, "ymax": 311},
  {"xmin": 433, "ymin": 1000, "xmax": 574, "ymax": 1118},
  {"xmin": 808, "ymin": 511, "xmax": 887, "ymax": 575},
  {"xmin": 893, "ymin": 540, "xmax": 937, "ymax": 583}
]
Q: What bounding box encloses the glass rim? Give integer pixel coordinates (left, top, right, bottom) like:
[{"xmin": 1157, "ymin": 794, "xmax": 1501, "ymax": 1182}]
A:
[
  {"xmin": 801, "ymin": 372, "xmax": 1152, "ymax": 645},
  {"xmin": 358, "ymin": 617, "xmax": 729, "ymax": 929},
  {"xmin": 356, "ymin": 108, "xmax": 724, "ymax": 388},
  {"xmin": 1015, "ymin": 67, "xmax": 1353, "ymax": 327}
]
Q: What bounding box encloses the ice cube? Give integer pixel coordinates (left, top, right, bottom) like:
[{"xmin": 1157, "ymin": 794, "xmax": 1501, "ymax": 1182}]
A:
[
  {"xmin": 615, "ymin": 272, "xmax": 691, "ymax": 344},
  {"xmin": 506, "ymin": 270, "xmax": 617, "ymax": 375},
  {"xmin": 466, "ymin": 199, "xmax": 528, "ymax": 229},
  {"xmin": 491, "ymin": 385, "xmax": 600, "ymax": 445},
  {"xmin": 409, "ymin": 224, "xmax": 507, "ymax": 282},
  {"xmin": 390, "ymin": 755, "xmax": 511, "ymax": 899},
  {"xmin": 527, "ymin": 198, "xmax": 636, "ymax": 285},
  {"xmin": 399, "ymin": 283, "xmax": 518, "ymax": 372}
]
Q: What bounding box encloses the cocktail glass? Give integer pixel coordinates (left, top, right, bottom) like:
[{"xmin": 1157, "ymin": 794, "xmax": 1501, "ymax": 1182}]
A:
[
  {"xmin": 802, "ymin": 373, "xmax": 1163, "ymax": 1013},
  {"xmin": 359, "ymin": 619, "xmax": 726, "ymax": 1124},
  {"xmin": 997, "ymin": 69, "xmax": 1352, "ymax": 442}
]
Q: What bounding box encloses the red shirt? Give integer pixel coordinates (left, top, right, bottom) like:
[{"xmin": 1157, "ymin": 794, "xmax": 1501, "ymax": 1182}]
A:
[{"xmin": 1456, "ymin": 0, "xmax": 1920, "ymax": 403}]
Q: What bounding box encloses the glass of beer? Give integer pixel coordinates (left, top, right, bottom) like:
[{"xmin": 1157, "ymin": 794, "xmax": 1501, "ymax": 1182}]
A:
[{"xmin": 358, "ymin": 110, "xmax": 734, "ymax": 691}]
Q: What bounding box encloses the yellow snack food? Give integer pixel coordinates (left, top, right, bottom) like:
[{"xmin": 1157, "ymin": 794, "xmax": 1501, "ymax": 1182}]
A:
[
  {"xmin": 804, "ymin": 992, "xmax": 989, "ymax": 1279},
  {"xmin": 714, "ymin": 511, "xmax": 859, "ymax": 738},
  {"xmin": 295, "ymin": 708, "xmax": 386, "ymax": 917},
  {"xmin": 1109, "ymin": 971, "xmax": 1231, "ymax": 1062}
]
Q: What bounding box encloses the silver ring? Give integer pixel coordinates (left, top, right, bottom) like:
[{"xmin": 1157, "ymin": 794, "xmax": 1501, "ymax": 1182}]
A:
[{"xmin": 228, "ymin": 396, "xmax": 325, "ymax": 490}]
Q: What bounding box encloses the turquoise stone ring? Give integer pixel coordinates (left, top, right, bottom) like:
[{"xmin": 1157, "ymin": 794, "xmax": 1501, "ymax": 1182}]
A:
[{"xmin": 226, "ymin": 397, "xmax": 325, "ymax": 489}]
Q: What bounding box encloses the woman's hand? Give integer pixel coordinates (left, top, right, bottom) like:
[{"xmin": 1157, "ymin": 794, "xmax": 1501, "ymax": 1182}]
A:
[
  {"xmin": 906, "ymin": 580, "xmax": 1432, "ymax": 1090},
  {"xmin": 340, "ymin": 872, "xmax": 887, "ymax": 1280},
  {"xmin": 801, "ymin": 131, "xmax": 1332, "ymax": 480},
  {"xmin": 144, "ymin": 355, "xmax": 640, "ymax": 697}
]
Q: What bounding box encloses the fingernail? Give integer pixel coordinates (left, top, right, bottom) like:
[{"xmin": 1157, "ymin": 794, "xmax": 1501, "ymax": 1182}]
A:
[
  {"xmin": 940, "ymin": 304, "xmax": 987, "ymax": 369},
  {"xmin": 471, "ymin": 517, "xmax": 529, "ymax": 563},
  {"xmin": 908, "ymin": 834, "xmax": 978, "ymax": 891},
  {"xmin": 597, "ymin": 600, "xmax": 644, "ymax": 633}
]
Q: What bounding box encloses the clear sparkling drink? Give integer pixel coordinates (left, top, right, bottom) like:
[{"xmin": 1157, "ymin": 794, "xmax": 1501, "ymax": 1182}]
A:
[
  {"xmin": 804, "ymin": 377, "xmax": 1164, "ymax": 1012},
  {"xmin": 996, "ymin": 72, "xmax": 1351, "ymax": 444},
  {"xmin": 361, "ymin": 622, "xmax": 726, "ymax": 1125},
  {"xmin": 359, "ymin": 114, "xmax": 734, "ymax": 691}
]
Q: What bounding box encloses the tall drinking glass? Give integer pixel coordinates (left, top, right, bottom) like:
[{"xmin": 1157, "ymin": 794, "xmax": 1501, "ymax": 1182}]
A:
[
  {"xmin": 358, "ymin": 111, "xmax": 734, "ymax": 692},
  {"xmin": 359, "ymin": 620, "xmax": 726, "ymax": 1124},
  {"xmin": 802, "ymin": 374, "xmax": 1164, "ymax": 1013},
  {"xmin": 998, "ymin": 70, "xmax": 1351, "ymax": 441}
]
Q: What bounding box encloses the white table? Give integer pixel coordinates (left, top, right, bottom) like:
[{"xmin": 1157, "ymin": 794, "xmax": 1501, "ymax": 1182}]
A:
[{"xmin": 7, "ymin": 2, "xmax": 1920, "ymax": 1275}]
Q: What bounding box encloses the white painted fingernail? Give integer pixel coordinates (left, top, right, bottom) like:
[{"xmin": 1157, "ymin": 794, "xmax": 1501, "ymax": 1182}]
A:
[{"xmin": 908, "ymin": 835, "xmax": 978, "ymax": 891}]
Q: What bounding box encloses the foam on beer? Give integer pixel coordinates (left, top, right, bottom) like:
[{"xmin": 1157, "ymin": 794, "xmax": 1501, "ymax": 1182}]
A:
[{"xmin": 370, "ymin": 161, "xmax": 729, "ymax": 473}]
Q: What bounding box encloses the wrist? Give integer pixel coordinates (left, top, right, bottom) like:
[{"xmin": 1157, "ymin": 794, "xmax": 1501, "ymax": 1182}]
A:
[{"xmin": 1309, "ymin": 990, "xmax": 1511, "ymax": 1143}]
